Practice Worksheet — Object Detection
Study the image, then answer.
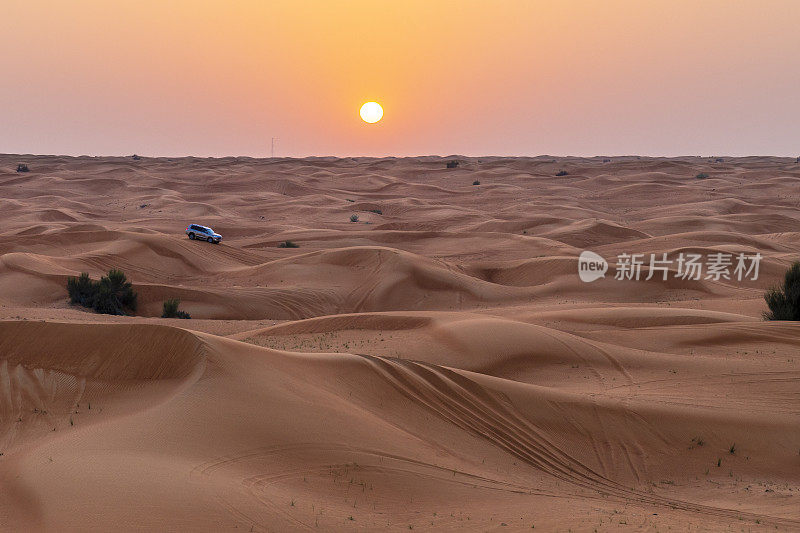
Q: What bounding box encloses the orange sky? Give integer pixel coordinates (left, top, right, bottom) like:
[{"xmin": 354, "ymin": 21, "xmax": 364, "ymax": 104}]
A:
[{"xmin": 2, "ymin": 1, "xmax": 799, "ymax": 157}]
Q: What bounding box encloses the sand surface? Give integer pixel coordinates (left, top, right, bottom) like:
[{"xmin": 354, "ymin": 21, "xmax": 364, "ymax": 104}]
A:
[{"xmin": 0, "ymin": 154, "xmax": 799, "ymax": 531}]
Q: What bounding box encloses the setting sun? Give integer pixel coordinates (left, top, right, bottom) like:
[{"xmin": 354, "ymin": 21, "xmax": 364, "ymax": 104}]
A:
[{"xmin": 359, "ymin": 102, "xmax": 383, "ymax": 124}]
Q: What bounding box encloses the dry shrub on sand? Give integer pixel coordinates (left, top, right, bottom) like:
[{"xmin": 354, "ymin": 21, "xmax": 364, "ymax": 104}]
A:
[
  {"xmin": 764, "ymin": 261, "xmax": 800, "ymax": 320},
  {"xmin": 67, "ymin": 269, "xmax": 137, "ymax": 316}
]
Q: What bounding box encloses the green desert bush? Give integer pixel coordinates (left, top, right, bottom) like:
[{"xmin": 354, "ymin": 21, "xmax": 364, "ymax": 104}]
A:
[
  {"xmin": 350, "ymin": 214, "xmax": 359, "ymax": 222},
  {"xmin": 278, "ymin": 240, "xmax": 300, "ymax": 248},
  {"xmin": 556, "ymin": 170, "xmax": 569, "ymax": 176},
  {"xmin": 162, "ymin": 298, "xmax": 191, "ymax": 319},
  {"xmin": 472, "ymin": 180, "xmax": 480, "ymax": 185},
  {"xmin": 695, "ymin": 172, "xmax": 709, "ymax": 179},
  {"xmin": 67, "ymin": 272, "xmax": 96, "ymax": 307},
  {"xmin": 66, "ymin": 269, "xmax": 137, "ymax": 316},
  {"xmin": 763, "ymin": 261, "xmax": 800, "ymax": 321},
  {"xmin": 94, "ymin": 269, "xmax": 137, "ymax": 315}
]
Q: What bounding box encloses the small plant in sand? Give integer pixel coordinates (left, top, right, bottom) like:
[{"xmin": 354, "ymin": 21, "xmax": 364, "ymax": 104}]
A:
[
  {"xmin": 367, "ymin": 208, "xmax": 382, "ymax": 215},
  {"xmin": 67, "ymin": 272, "xmax": 96, "ymax": 307},
  {"xmin": 278, "ymin": 240, "xmax": 300, "ymax": 248},
  {"xmin": 556, "ymin": 170, "xmax": 568, "ymax": 176},
  {"xmin": 350, "ymin": 214, "xmax": 359, "ymax": 222},
  {"xmin": 162, "ymin": 298, "xmax": 191, "ymax": 319},
  {"xmin": 763, "ymin": 261, "xmax": 800, "ymax": 320},
  {"xmin": 16, "ymin": 164, "xmax": 29, "ymax": 173},
  {"xmin": 472, "ymin": 180, "xmax": 480, "ymax": 185},
  {"xmin": 695, "ymin": 172, "xmax": 709, "ymax": 179},
  {"xmin": 66, "ymin": 269, "xmax": 137, "ymax": 316},
  {"xmin": 446, "ymin": 160, "xmax": 459, "ymax": 168},
  {"xmin": 94, "ymin": 270, "xmax": 138, "ymax": 315}
]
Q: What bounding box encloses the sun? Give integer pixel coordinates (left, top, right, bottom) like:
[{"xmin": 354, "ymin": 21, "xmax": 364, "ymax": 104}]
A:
[{"xmin": 359, "ymin": 102, "xmax": 383, "ymax": 123}]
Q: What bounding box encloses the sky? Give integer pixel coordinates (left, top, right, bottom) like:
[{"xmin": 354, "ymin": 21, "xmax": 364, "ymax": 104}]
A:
[{"xmin": 2, "ymin": 0, "xmax": 799, "ymax": 157}]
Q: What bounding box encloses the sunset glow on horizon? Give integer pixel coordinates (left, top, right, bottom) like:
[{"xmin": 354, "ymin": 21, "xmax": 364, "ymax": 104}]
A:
[{"xmin": 2, "ymin": 0, "xmax": 799, "ymax": 157}]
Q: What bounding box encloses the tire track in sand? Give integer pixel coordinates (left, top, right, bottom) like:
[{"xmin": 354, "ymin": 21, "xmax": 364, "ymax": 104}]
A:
[{"xmin": 354, "ymin": 353, "xmax": 800, "ymax": 528}]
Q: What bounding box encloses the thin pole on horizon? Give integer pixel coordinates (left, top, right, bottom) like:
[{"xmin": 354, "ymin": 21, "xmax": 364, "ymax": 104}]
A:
[{"xmin": 271, "ymin": 137, "xmax": 278, "ymax": 158}]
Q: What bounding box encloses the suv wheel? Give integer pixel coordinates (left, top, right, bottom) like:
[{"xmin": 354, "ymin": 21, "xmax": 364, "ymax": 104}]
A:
[
  {"xmin": 207, "ymin": 236, "xmax": 214, "ymax": 243},
  {"xmin": 188, "ymin": 233, "xmax": 195, "ymax": 240}
]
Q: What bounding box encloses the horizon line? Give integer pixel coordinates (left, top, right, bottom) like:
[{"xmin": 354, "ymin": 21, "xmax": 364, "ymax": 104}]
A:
[{"xmin": 3, "ymin": 153, "xmax": 799, "ymax": 161}]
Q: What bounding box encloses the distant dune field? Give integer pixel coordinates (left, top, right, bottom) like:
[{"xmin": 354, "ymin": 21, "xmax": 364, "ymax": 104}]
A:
[{"xmin": 0, "ymin": 154, "xmax": 799, "ymax": 531}]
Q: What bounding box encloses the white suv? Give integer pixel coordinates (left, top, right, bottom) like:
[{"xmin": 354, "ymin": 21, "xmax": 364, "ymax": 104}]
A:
[{"xmin": 186, "ymin": 224, "xmax": 222, "ymax": 244}]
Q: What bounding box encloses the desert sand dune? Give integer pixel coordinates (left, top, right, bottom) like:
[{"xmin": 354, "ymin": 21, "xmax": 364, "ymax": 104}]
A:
[{"xmin": 0, "ymin": 155, "xmax": 799, "ymax": 531}]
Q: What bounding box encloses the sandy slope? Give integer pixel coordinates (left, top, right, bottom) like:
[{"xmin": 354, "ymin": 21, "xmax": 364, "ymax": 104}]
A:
[{"xmin": 0, "ymin": 154, "xmax": 799, "ymax": 531}]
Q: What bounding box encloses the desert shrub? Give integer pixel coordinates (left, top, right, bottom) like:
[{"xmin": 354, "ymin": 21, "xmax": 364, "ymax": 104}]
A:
[
  {"xmin": 132, "ymin": 154, "xmax": 141, "ymax": 160},
  {"xmin": 278, "ymin": 240, "xmax": 300, "ymax": 248},
  {"xmin": 67, "ymin": 272, "xmax": 96, "ymax": 307},
  {"xmin": 91, "ymin": 283, "xmax": 118, "ymax": 315},
  {"xmin": 603, "ymin": 158, "xmax": 611, "ymax": 163},
  {"xmin": 94, "ymin": 269, "xmax": 137, "ymax": 315},
  {"xmin": 446, "ymin": 160, "xmax": 459, "ymax": 168},
  {"xmin": 556, "ymin": 170, "xmax": 568, "ymax": 176},
  {"xmin": 350, "ymin": 214, "xmax": 359, "ymax": 222},
  {"xmin": 66, "ymin": 269, "xmax": 137, "ymax": 316},
  {"xmin": 763, "ymin": 261, "xmax": 800, "ymax": 321},
  {"xmin": 367, "ymin": 209, "xmax": 382, "ymax": 215},
  {"xmin": 472, "ymin": 180, "xmax": 480, "ymax": 185},
  {"xmin": 695, "ymin": 172, "xmax": 709, "ymax": 179},
  {"xmin": 162, "ymin": 298, "xmax": 191, "ymax": 319},
  {"xmin": 16, "ymin": 164, "xmax": 29, "ymax": 173}
]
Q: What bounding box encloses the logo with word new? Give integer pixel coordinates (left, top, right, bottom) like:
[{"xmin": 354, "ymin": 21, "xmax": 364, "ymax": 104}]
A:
[
  {"xmin": 578, "ymin": 251, "xmax": 762, "ymax": 283},
  {"xmin": 578, "ymin": 251, "xmax": 608, "ymax": 282}
]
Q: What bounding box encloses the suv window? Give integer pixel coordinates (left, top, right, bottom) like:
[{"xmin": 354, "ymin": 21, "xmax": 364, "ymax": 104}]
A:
[{"xmin": 191, "ymin": 225, "xmax": 204, "ymax": 232}]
